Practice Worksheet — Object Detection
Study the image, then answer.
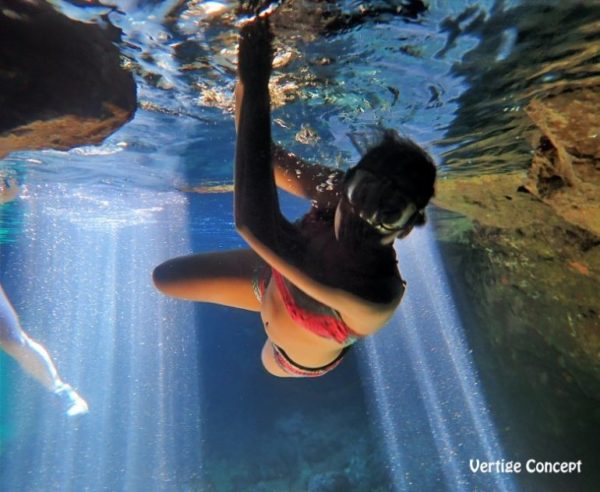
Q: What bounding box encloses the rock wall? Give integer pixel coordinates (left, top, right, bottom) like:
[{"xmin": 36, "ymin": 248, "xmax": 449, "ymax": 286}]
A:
[
  {"xmin": 433, "ymin": 85, "xmax": 600, "ymax": 478},
  {"xmin": 0, "ymin": 0, "xmax": 136, "ymax": 157},
  {"xmin": 435, "ymin": 85, "xmax": 600, "ymax": 400}
]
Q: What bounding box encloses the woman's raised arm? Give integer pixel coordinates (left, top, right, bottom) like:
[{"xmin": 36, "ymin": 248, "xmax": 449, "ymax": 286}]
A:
[
  {"xmin": 234, "ymin": 79, "xmax": 344, "ymax": 207},
  {"xmin": 271, "ymin": 144, "xmax": 344, "ymax": 207},
  {"xmin": 234, "ymin": 17, "xmax": 289, "ymax": 246},
  {"xmin": 234, "ymin": 19, "xmax": 396, "ymax": 330}
]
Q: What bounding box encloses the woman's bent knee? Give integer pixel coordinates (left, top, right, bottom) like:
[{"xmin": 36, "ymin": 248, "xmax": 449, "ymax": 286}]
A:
[
  {"xmin": 152, "ymin": 258, "xmax": 191, "ymax": 295},
  {"xmin": 153, "ymin": 250, "xmax": 262, "ymax": 307},
  {"xmin": 152, "ymin": 260, "xmax": 174, "ymax": 292},
  {"xmin": 152, "ymin": 256, "xmax": 216, "ymax": 301}
]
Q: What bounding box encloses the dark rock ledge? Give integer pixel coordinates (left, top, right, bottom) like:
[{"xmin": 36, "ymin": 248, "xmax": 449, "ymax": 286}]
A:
[{"xmin": 0, "ymin": 0, "xmax": 136, "ymax": 158}]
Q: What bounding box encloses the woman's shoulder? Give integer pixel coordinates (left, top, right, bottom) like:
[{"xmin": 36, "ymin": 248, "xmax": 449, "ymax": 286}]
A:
[{"xmin": 294, "ymin": 205, "xmax": 404, "ymax": 304}]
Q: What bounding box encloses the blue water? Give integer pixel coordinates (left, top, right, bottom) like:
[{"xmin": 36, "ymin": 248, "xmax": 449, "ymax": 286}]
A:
[{"xmin": 1, "ymin": 0, "xmax": 599, "ymax": 490}]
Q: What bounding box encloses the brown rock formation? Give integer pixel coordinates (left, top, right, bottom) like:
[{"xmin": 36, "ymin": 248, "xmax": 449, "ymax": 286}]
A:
[
  {"xmin": 523, "ymin": 87, "xmax": 600, "ymax": 236},
  {"xmin": 0, "ymin": 0, "xmax": 136, "ymax": 157},
  {"xmin": 434, "ymin": 87, "xmax": 600, "ymax": 417}
]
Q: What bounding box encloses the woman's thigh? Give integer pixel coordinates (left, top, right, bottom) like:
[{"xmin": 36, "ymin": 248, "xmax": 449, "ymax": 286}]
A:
[{"xmin": 153, "ymin": 248, "xmax": 268, "ymax": 312}]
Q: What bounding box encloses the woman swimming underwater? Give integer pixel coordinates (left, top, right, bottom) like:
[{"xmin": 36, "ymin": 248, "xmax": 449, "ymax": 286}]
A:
[{"xmin": 153, "ymin": 9, "xmax": 436, "ymax": 378}]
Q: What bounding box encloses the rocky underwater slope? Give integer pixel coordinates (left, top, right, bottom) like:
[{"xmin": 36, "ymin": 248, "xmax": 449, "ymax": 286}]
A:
[{"xmin": 433, "ymin": 83, "xmax": 599, "ymax": 484}]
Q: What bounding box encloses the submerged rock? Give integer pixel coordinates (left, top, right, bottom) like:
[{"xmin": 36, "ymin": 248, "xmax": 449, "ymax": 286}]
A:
[
  {"xmin": 524, "ymin": 87, "xmax": 600, "ymax": 236},
  {"xmin": 434, "ymin": 83, "xmax": 600, "ymax": 403},
  {"xmin": 433, "ymin": 84, "xmax": 600, "ymax": 478},
  {"xmin": 436, "ymin": 80, "xmax": 600, "ymax": 482},
  {"xmin": 0, "ymin": 0, "xmax": 136, "ymax": 157}
]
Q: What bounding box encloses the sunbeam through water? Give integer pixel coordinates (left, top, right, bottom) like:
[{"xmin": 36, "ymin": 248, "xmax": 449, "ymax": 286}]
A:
[
  {"xmin": 0, "ymin": 184, "xmax": 204, "ymax": 491},
  {"xmin": 359, "ymin": 224, "xmax": 517, "ymax": 492}
]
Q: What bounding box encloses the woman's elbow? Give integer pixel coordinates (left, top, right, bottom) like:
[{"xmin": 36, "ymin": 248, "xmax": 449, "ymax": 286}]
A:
[
  {"xmin": 233, "ymin": 210, "xmax": 244, "ymax": 233},
  {"xmin": 234, "ymin": 213, "xmax": 254, "ymax": 240},
  {"xmin": 234, "ymin": 222, "xmax": 256, "ymax": 249}
]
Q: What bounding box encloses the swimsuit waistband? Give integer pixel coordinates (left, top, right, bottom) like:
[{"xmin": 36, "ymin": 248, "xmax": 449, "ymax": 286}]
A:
[{"xmin": 271, "ymin": 342, "xmax": 350, "ymax": 378}]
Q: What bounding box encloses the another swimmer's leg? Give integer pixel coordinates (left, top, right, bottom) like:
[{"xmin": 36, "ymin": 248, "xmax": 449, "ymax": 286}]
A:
[
  {"xmin": 2, "ymin": 335, "xmax": 88, "ymax": 416},
  {"xmin": 2, "ymin": 330, "xmax": 60, "ymax": 391},
  {"xmin": 0, "ymin": 287, "xmax": 88, "ymax": 416}
]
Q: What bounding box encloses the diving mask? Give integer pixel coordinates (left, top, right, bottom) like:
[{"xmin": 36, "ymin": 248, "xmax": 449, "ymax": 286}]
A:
[{"xmin": 342, "ymin": 168, "xmax": 424, "ymax": 234}]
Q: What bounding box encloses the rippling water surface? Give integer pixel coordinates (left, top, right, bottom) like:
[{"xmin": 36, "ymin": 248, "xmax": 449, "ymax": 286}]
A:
[{"xmin": 2, "ymin": 0, "xmax": 598, "ymax": 193}]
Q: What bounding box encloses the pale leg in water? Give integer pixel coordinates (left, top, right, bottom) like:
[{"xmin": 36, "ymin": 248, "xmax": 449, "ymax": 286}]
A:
[{"xmin": 0, "ymin": 284, "xmax": 88, "ymax": 417}]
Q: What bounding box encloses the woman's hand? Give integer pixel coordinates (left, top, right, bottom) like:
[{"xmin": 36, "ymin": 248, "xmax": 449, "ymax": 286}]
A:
[{"xmin": 238, "ymin": 17, "xmax": 273, "ymax": 89}]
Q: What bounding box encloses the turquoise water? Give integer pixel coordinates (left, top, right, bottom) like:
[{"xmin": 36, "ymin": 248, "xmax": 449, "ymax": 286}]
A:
[{"xmin": 1, "ymin": 0, "xmax": 599, "ymax": 490}]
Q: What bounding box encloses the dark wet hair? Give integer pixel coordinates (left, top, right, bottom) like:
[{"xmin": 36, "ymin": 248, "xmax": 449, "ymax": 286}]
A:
[{"xmin": 353, "ymin": 130, "xmax": 436, "ymax": 210}]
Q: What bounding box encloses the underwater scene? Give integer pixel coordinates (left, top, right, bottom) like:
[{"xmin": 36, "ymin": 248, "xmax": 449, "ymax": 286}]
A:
[{"xmin": 0, "ymin": 0, "xmax": 599, "ymax": 491}]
